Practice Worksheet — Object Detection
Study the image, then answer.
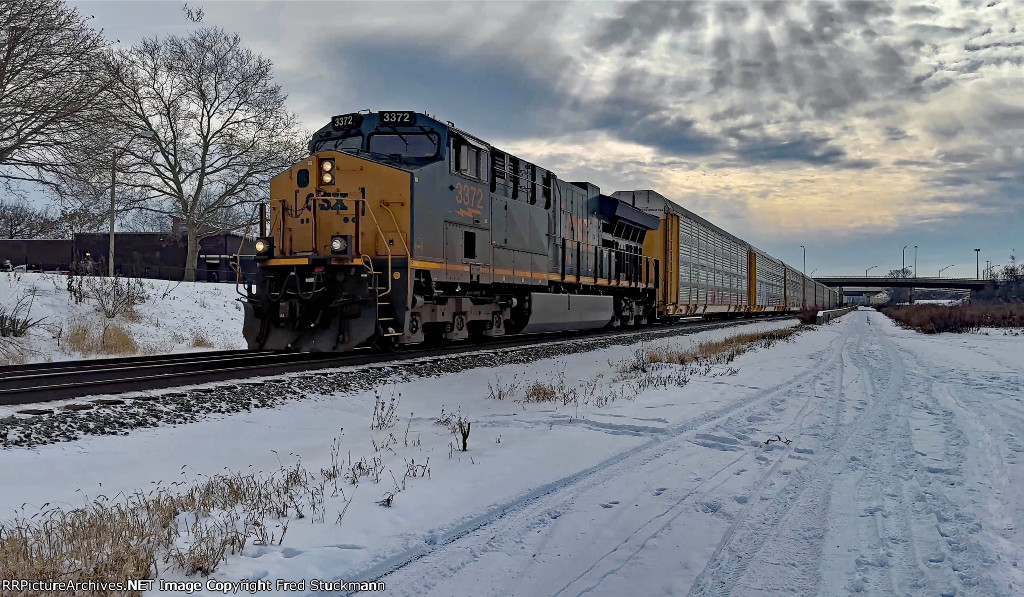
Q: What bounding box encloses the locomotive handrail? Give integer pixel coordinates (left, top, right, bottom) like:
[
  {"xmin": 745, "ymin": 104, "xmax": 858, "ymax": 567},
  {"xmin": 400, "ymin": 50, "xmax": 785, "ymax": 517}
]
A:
[
  {"xmin": 379, "ymin": 200, "xmax": 412, "ymax": 302},
  {"xmin": 379, "ymin": 200, "xmax": 412, "ymax": 256},
  {"xmin": 315, "ymin": 196, "xmax": 396, "ymax": 298}
]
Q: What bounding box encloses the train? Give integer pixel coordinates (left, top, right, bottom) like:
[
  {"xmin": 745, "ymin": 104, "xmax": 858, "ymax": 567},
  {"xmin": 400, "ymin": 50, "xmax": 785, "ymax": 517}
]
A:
[{"xmin": 241, "ymin": 110, "xmax": 838, "ymax": 351}]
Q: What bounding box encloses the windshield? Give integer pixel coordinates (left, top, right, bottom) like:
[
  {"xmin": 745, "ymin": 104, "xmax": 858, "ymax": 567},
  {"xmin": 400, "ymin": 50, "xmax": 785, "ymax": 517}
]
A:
[
  {"xmin": 312, "ymin": 133, "xmax": 362, "ymax": 153},
  {"xmin": 368, "ymin": 132, "xmax": 439, "ymax": 158}
]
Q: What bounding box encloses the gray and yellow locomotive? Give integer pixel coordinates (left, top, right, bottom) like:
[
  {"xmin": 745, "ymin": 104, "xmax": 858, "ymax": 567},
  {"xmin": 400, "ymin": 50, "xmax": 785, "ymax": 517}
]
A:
[{"xmin": 243, "ymin": 111, "xmax": 662, "ymax": 351}]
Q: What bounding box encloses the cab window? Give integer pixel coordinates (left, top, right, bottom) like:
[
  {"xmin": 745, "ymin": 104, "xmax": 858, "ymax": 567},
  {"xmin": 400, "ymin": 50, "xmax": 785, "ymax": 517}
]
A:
[
  {"xmin": 367, "ymin": 132, "xmax": 440, "ymax": 158},
  {"xmin": 452, "ymin": 136, "xmax": 488, "ymax": 181}
]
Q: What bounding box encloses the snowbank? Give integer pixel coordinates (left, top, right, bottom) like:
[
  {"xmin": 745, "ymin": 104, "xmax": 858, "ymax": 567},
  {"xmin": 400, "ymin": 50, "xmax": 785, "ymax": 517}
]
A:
[{"xmin": 0, "ymin": 272, "xmax": 246, "ymax": 364}]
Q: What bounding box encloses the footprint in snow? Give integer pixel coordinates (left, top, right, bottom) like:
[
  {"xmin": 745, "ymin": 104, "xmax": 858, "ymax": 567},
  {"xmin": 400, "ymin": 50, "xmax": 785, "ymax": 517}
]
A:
[
  {"xmin": 652, "ymin": 488, "xmax": 667, "ymax": 496},
  {"xmin": 599, "ymin": 501, "xmax": 621, "ymax": 509}
]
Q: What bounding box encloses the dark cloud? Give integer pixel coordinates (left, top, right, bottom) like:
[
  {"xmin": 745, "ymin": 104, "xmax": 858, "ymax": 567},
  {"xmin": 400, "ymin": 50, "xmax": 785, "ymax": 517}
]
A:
[
  {"xmin": 586, "ymin": 1, "xmax": 705, "ymax": 56},
  {"xmin": 300, "ymin": 3, "xmax": 573, "ymax": 140},
  {"xmin": 838, "ymin": 159, "xmax": 880, "ymax": 169},
  {"xmin": 734, "ymin": 134, "xmax": 846, "ymax": 165},
  {"xmin": 984, "ymin": 104, "xmax": 1024, "ymax": 129},
  {"xmin": 885, "ymin": 127, "xmax": 909, "ymax": 141},
  {"xmin": 939, "ymin": 149, "xmax": 987, "ymax": 164}
]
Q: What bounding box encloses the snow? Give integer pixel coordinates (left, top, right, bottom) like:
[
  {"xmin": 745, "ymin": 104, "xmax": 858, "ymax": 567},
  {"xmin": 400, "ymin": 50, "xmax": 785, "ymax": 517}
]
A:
[
  {"xmin": 2, "ymin": 308, "xmax": 1023, "ymax": 595},
  {"xmin": 0, "ymin": 272, "xmax": 246, "ymax": 363}
]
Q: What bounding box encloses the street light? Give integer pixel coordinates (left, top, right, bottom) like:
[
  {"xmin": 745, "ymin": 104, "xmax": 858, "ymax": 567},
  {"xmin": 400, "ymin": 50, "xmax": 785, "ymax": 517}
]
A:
[
  {"xmin": 109, "ymin": 128, "xmax": 156, "ymax": 277},
  {"xmin": 914, "ymin": 245, "xmax": 918, "ymax": 278},
  {"xmin": 810, "ymin": 268, "xmax": 818, "ymax": 277},
  {"xmin": 939, "ymin": 264, "xmax": 954, "ymax": 278},
  {"xmin": 975, "ymin": 248, "xmax": 981, "ymax": 279},
  {"xmin": 866, "ymin": 265, "xmax": 878, "ymax": 277},
  {"xmin": 902, "ymin": 245, "xmax": 908, "ymax": 277}
]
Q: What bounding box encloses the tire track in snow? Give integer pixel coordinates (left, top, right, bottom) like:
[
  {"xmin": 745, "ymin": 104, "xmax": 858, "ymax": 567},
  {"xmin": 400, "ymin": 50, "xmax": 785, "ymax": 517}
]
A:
[
  {"xmin": 686, "ymin": 311, "xmax": 905, "ymax": 596},
  {"xmin": 353, "ymin": 321, "xmax": 855, "ymax": 596},
  {"xmin": 557, "ymin": 325, "xmax": 854, "ymax": 597}
]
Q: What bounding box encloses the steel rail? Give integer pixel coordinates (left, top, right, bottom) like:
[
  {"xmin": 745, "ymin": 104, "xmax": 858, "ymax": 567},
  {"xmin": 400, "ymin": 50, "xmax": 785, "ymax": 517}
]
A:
[{"xmin": 0, "ymin": 315, "xmax": 795, "ymax": 408}]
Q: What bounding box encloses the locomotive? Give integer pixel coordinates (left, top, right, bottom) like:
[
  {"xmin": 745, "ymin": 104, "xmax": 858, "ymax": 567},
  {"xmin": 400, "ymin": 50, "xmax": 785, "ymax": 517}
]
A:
[{"xmin": 241, "ymin": 110, "xmax": 837, "ymax": 352}]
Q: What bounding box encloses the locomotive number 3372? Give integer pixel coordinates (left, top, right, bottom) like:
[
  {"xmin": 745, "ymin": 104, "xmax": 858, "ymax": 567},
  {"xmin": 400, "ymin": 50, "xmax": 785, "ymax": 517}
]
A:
[{"xmin": 454, "ymin": 182, "xmax": 483, "ymax": 209}]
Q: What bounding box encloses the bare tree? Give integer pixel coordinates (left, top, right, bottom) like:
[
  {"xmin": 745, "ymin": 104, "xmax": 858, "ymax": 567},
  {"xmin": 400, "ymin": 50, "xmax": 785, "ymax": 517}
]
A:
[
  {"xmin": 885, "ymin": 267, "xmax": 912, "ymax": 304},
  {"xmin": 108, "ymin": 27, "xmax": 305, "ymax": 281},
  {"xmin": 0, "ymin": 198, "xmax": 58, "ymax": 238},
  {"xmin": 0, "ymin": 0, "xmax": 114, "ymax": 188}
]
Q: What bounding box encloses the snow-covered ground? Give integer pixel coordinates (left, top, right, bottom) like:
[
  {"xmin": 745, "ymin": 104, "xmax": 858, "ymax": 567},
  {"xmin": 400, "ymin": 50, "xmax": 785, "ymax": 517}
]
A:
[
  {"xmin": 2, "ymin": 308, "xmax": 1023, "ymax": 595},
  {"xmin": 0, "ymin": 272, "xmax": 246, "ymax": 363}
]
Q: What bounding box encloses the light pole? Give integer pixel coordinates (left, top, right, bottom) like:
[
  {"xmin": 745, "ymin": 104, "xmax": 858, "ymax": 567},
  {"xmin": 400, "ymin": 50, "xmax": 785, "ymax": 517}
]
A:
[
  {"xmin": 810, "ymin": 268, "xmax": 818, "ymax": 277},
  {"xmin": 911, "ymin": 245, "xmax": 918, "ymax": 303},
  {"xmin": 902, "ymin": 245, "xmax": 908, "ymax": 277},
  {"xmin": 975, "ymin": 248, "xmax": 981, "ymax": 279},
  {"xmin": 109, "ymin": 129, "xmax": 155, "ymax": 277},
  {"xmin": 866, "ymin": 265, "xmax": 878, "ymax": 277},
  {"xmin": 939, "ymin": 265, "xmax": 953, "ymax": 278}
]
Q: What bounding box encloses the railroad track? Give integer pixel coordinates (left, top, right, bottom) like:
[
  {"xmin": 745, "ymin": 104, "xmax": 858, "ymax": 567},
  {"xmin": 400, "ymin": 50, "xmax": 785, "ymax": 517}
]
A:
[{"xmin": 0, "ymin": 315, "xmax": 796, "ymax": 408}]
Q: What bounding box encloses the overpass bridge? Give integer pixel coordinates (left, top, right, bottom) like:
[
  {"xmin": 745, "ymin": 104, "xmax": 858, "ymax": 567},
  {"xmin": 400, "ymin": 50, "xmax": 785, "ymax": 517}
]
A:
[{"xmin": 813, "ymin": 276, "xmax": 991, "ymax": 291}]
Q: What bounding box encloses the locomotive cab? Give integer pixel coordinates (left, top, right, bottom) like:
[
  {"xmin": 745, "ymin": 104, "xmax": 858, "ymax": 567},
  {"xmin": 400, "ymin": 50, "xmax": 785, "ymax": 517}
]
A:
[{"xmin": 243, "ymin": 111, "xmax": 442, "ymax": 351}]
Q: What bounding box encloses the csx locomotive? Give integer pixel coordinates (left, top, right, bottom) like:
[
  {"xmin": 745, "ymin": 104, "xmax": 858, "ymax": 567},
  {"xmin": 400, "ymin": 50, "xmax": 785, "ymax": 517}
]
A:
[{"xmin": 242, "ymin": 110, "xmax": 838, "ymax": 351}]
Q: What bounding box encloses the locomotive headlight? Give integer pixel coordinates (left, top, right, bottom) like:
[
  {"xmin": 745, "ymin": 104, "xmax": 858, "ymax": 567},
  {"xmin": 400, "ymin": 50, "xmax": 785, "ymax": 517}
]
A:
[
  {"xmin": 321, "ymin": 171, "xmax": 334, "ymax": 184},
  {"xmin": 254, "ymin": 237, "xmax": 274, "ymax": 260},
  {"xmin": 330, "ymin": 235, "xmax": 347, "ymax": 253},
  {"xmin": 321, "ymin": 160, "xmax": 334, "ymax": 172}
]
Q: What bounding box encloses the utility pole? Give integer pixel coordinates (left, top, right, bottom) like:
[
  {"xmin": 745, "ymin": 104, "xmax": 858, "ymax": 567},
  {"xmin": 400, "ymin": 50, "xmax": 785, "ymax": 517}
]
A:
[{"xmin": 109, "ymin": 149, "xmax": 116, "ymax": 277}]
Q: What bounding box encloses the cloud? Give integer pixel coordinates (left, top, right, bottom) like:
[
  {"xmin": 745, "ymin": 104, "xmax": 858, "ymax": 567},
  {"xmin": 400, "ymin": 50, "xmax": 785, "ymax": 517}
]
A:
[
  {"xmin": 67, "ymin": 0, "xmax": 1024, "ymax": 274},
  {"xmin": 734, "ymin": 134, "xmax": 846, "ymax": 165}
]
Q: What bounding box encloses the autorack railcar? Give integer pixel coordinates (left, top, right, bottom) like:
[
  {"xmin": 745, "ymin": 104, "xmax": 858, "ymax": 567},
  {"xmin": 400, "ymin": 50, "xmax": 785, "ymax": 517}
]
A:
[{"xmin": 241, "ymin": 110, "xmax": 837, "ymax": 352}]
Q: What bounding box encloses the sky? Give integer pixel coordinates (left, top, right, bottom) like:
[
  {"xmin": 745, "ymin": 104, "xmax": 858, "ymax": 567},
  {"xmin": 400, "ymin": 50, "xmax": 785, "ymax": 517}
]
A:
[{"xmin": 68, "ymin": 0, "xmax": 1023, "ymax": 277}]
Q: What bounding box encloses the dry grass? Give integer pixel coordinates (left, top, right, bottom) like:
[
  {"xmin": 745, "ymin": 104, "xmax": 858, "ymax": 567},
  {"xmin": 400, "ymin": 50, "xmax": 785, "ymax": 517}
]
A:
[
  {"xmin": 880, "ymin": 303, "xmax": 1024, "ymax": 333},
  {"xmin": 101, "ymin": 325, "xmax": 138, "ymax": 354},
  {"xmin": 121, "ymin": 306, "xmax": 143, "ymax": 324},
  {"xmin": 0, "ymin": 459, "xmax": 331, "ymax": 595},
  {"xmin": 647, "ymin": 328, "xmax": 797, "ymax": 367},
  {"xmin": 63, "ymin": 317, "xmax": 139, "ymax": 356},
  {"xmin": 0, "ymin": 350, "xmax": 27, "ymax": 366},
  {"xmin": 487, "ymin": 375, "xmax": 521, "ymax": 401},
  {"xmin": 521, "ymin": 371, "xmax": 579, "ymax": 405},
  {"xmin": 190, "ymin": 329, "xmax": 213, "ymax": 348}
]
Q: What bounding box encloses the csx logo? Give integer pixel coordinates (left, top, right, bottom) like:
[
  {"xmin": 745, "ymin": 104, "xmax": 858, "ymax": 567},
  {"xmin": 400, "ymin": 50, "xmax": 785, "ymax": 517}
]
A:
[{"xmin": 318, "ymin": 198, "xmax": 348, "ymax": 211}]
